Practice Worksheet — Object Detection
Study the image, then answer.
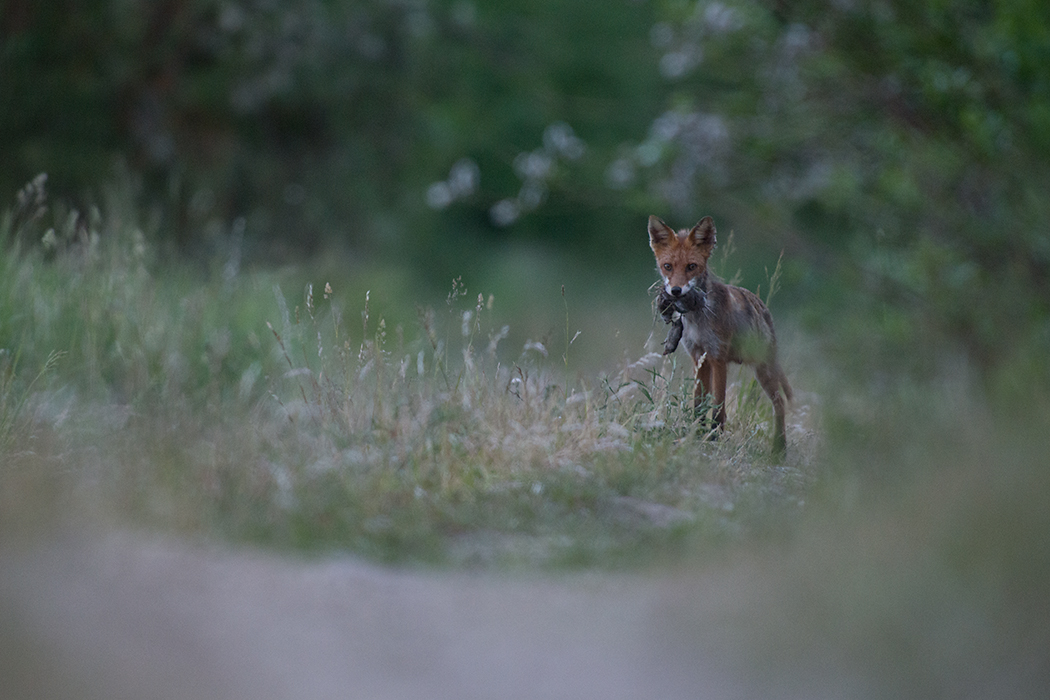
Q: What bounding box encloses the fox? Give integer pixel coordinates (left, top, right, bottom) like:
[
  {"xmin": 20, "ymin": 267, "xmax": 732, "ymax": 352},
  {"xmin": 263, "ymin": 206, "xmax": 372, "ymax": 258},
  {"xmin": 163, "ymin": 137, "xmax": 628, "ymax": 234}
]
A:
[{"xmin": 649, "ymin": 215, "xmax": 792, "ymax": 455}]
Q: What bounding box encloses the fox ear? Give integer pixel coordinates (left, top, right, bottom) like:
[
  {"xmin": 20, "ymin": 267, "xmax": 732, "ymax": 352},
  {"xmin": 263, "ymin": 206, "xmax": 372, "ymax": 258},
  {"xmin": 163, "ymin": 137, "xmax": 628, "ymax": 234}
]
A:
[
  {"xmin": 648, "ymin": 215, "xmax": 675, "ymax": 250},
  {"xmin": 688, "ymin": 216, "xmax": 717, "ymax": 256}
]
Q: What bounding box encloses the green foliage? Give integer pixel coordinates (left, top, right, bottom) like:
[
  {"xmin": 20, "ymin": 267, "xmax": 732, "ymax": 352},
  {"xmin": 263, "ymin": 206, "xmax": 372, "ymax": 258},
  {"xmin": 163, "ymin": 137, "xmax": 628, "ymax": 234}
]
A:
[
  {"xmin": 0, "ymin": 0, "xmax": 663, "ymax": 258},
  {"xmin": 6, "ymin": 3, "xmax": 1050, "ymax": 363},
  {"xmin": 0, "ymin": 174, "xmax": 267, "ymax": 404},
  {"xmin": 5, "ymin": 0, "xmax": 1049, "ymax": 386},
  {"xmin": 758, "ymin": 0, "xmax": 1050, "ymax": 377}
]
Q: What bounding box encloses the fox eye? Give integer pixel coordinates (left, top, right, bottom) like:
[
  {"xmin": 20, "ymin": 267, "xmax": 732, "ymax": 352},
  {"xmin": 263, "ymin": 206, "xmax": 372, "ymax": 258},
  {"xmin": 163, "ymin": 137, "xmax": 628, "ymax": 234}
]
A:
[
  {"xmin": 686, "ymin": 263, "xmax": 698, "ymax": 272},
  {"xmin": 662, "ymin": 263, "xmax": 672, "ymax": 272}
]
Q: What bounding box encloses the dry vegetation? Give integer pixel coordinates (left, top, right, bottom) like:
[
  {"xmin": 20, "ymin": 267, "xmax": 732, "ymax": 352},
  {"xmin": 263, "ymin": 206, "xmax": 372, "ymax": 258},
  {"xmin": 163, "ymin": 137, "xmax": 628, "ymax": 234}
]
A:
[{"xmin": 0, "ymin": 186, "xmax": 817, "ymax": 567}]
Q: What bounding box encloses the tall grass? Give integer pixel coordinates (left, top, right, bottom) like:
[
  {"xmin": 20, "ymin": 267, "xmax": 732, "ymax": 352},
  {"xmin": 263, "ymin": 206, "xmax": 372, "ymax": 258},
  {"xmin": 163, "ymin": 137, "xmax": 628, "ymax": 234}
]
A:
[
  {"xmin": 0, "ymin": 180, "xmax": 814, "ymax": 565},
  {"xmin": 248, "ymin": 270, "xmax": 813, "ymax": 564}
]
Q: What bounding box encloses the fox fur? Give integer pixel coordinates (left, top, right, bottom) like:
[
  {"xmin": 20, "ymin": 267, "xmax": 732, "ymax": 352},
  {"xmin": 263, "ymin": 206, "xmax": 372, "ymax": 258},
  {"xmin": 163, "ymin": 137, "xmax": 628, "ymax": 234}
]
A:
[{"xmin": 649, "ymin": 215, "xmax": 792, "ymax": 455}]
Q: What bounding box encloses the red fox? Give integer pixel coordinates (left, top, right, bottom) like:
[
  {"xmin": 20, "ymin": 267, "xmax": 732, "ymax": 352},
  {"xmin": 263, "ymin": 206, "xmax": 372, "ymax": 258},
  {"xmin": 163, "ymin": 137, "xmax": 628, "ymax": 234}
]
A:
[{"xmin": 649, "ymin": 215, "xmax": 792, "ymax": 455}]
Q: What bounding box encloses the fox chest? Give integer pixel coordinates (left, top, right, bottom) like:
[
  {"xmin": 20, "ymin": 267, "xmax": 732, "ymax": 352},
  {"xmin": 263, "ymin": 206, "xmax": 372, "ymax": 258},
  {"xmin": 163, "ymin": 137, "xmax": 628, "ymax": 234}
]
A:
[{"xmin": 679, "ymin": 313, "xmax": 725, "ymax": 361}]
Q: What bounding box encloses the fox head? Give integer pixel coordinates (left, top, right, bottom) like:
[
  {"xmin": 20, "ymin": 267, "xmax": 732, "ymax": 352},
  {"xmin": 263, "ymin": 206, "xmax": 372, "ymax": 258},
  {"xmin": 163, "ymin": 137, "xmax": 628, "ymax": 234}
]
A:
[{"xmin": 648, "ymin": 215, "xmax": 716, "ymax": 299}]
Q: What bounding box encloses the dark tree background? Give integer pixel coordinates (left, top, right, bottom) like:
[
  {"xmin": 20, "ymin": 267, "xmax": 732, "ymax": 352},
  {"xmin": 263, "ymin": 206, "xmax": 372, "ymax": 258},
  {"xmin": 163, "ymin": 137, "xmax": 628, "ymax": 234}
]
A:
[{"xmin": 3, "ymin": 0, "xmax": 1049, "ymax": 384}]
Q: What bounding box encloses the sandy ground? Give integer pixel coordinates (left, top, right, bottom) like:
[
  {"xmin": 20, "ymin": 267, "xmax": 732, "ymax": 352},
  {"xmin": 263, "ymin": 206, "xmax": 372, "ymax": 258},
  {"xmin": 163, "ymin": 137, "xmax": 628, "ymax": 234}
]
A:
[{"xmin": 1, "ymin": 531, "xmax": 762, "ymax": 700}]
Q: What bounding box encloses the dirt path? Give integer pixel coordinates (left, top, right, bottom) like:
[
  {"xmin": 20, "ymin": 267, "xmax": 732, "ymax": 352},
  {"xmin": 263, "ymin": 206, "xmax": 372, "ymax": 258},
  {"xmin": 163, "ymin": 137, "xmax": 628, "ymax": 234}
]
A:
[{"xmin": 2, "ymin": 532, "xmax": 753, "ymax": 700}]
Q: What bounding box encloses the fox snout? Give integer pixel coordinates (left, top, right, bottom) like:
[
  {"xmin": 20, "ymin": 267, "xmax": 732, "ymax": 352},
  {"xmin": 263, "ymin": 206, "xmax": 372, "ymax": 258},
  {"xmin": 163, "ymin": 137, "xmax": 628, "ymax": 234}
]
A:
[
  {"xmin": 667, "ymin": 281, "xmax": 692, "ymax": 295},
  {"xmin": 667, "ymin": 280, "xmax": 705, "ymax": 305},
  {"xmin": 667, "ymin": 285, "xmax": 705, "ymax": 314}
]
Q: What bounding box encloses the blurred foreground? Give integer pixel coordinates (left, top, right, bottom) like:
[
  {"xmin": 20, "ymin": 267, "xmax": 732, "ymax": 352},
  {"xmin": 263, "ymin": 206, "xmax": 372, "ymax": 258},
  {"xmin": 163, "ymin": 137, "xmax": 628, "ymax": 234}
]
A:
[
  {"xmin": 3, "ymin": 532, "xmax": 739, "ymax": 700},
  {"xmin": 4, "ymin": 390, "xmax": 1048, "ymax": 700}
]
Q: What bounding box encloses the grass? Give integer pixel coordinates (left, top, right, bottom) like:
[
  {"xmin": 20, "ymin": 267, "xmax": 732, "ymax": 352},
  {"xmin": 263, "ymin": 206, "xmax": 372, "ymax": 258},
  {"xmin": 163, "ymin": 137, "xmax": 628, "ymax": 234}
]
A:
[{"xmin": 0, "ymin": 180, "xmax": 816, "ymax": 566}]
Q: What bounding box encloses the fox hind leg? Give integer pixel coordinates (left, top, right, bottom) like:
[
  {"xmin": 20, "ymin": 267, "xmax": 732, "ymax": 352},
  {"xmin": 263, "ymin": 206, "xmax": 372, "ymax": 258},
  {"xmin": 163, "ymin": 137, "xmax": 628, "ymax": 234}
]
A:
[
  {"xmin": 710, "ymin": 359, "xmax": 728, "ymax": 433},
  {"xmin": 755, "ymin": 362, "xmax": 788, "ymax": 456}
]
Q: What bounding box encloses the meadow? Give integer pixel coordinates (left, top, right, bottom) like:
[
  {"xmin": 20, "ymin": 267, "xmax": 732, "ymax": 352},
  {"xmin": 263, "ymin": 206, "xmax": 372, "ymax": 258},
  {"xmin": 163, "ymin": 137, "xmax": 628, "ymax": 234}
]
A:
[{"xmin": 1, "ymin": 181, "xmax": 818, "ymax": 567}]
